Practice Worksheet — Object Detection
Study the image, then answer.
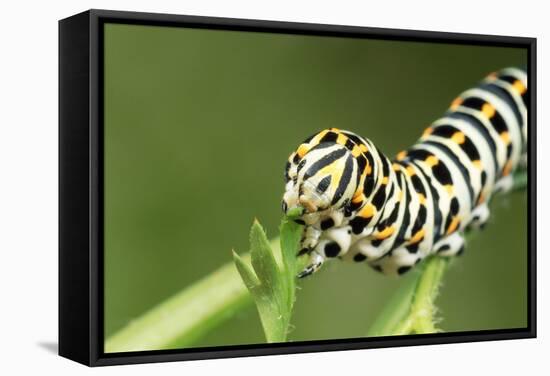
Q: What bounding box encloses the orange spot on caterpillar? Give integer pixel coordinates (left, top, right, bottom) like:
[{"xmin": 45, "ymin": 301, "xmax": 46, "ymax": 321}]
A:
[
  {"xmin": 406, "ymin": 165, "xmax": 416, "ymax": 176},
  {"xmin": 352, "ymin": 196, "xmax": 364, "ymax": 205},
  {"xmin": 375, "ymin": 226, "xmax": 395, "ymax": 240},
  {"xmin": 392, "ymin": 163, "xmax": 401, "ymax": 171},
  {"xmin": 296, "ymin": 144, "xmax": 310, "ymax": 158},
  {"xmin": 486, "ymin": 72, "xmax": 498, "ymax": 81},
  {"xmin": 451, "ymin": 131, "xmax": 466, "ymax": 144},
  {"xmin": 422, "ymin": 127, "xmax": 433, "ymax": 138},
  {"xmin": 502, "ymin": 160, "xmax": 513, "ymax": 176},
  {"xmin": 396, "ymin": 151, "xmax": 407, "ymax": 161},
  {"xmin": 472, "ymin": 160, "xmax": 483, "ymax": 169},
  {"xmin": 450, "ymin": 97, "xmax": 463, "ymax": 110},
  {"xmin": 418, "ymin": 193, "xmax": 426, "ymax": 205},
  {"xmin": 512, "ymin": 80, "xmax": 527, "ymax": 95},
  {"xmin": 381, "ymin": 176, "xmax": 389, "ymax": 185},
  {"xmin": 358, "ymin": 203, "xmax": 375, "ymax": 218},
  {"xmin": 500, "ymin": 131, "xmax": 511, "ymax": 145},
  {"xmin": 366, "ymin": 164, "xmax": 372, "ymax": 175},
  {"xmin": 336, "ymin": 133, "xmax": 347, "ymax": 146},
  {"xmin": 359, "ymin": 144, "xmax": 369, "ymax": 153},
  {"xmin": 310, "ymin": 129, "xmax": 329, "ymax": 145},
  {"xmin": 425, "ymin": 156, "xmax": 439, "ymax": 167},
  {"xmin": 477, "ymin": 192, "xmax": 485, "ymax": 205},
  {"xmin": 409, "ymin": 228, "xmax": 425, "ymax": 244},
  {"xmin": 351, "ymin": 145, "xmax": 362, "ymax": 157},
  {"xmin": 446, "ymin": 216, "xmax": 460, "ymax": 235},
  {"xmin": 444, "ymin": 185, "xmax": 454, "ymax": 195},
  {"xmin": 482, "ymin": 103, "xmax": 496, "ymax": 118},
  {"xmin": 352, "ymin": 189, "xmax": 364, "ymax": 204}
]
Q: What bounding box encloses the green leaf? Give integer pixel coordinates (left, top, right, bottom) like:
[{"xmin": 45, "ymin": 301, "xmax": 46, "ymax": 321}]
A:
[
  {"xmin": 280, "ymin": 216, "xmax": 302, "ymax": 310},
  {"xmin": 232, "ymin": 250, "xmax": 259, "ymax": 291},
  {"xmin": 249, "ymin": 220, "xmax": 285, "ymax": 313},
  {"xmin": 233, "ymin": 216, "xmax": 303, "ymax": 343}
]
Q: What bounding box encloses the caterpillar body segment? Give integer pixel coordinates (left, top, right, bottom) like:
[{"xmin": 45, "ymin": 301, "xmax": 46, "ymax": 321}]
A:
[{"xmin": 282, "ymin": 67, "xmax": 528, "ymax": 277}]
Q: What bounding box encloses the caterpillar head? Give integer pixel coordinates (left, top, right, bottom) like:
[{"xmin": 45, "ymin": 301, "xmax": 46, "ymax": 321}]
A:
[{"xmin": 282, "ymin": 138, "xmax": 359, "ymax": 218}]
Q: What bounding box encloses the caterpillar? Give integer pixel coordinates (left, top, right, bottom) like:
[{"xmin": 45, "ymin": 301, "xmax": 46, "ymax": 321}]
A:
[{"xmin": 281, "ymin": 67, "xmax": 528, "ymax": 278}]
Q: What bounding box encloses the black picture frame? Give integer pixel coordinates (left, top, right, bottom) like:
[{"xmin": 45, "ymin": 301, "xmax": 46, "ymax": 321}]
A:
[{"xmin": 59, "ymin": 9, "xmax": 537, "ymax": 367}]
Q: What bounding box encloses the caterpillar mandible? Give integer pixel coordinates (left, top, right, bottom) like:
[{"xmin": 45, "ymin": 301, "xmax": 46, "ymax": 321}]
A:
[{"xmin": 282, "ymin": 67, "xmax": 528, "ymax": 278}]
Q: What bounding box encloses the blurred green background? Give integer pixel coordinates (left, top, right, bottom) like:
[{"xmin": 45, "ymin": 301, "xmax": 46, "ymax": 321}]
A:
[{"xmin": 103, "ymin": 23, "xmax": 527, "ymax": 350}]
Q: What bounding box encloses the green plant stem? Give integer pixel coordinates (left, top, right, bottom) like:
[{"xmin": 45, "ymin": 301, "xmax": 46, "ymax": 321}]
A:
[
  {"xmin": 366, "ymin": 269, "xmax": 420, "ymax": 336},
  {"xmin": 512, "ymin": 169, "xmax": 528, "ymax": 191},
  {"xmin": 366, "ymin": 257, "xmax": 447, "ymax": 336},
  {"xmin": 409, "ymin": 257, "xmax": 447, "ymax": 333}
]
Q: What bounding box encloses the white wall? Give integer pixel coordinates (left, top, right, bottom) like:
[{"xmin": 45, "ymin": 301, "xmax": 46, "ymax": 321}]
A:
[{"xmin": 0, "ymin": 0, "xmax": 547, "ymax": 374}]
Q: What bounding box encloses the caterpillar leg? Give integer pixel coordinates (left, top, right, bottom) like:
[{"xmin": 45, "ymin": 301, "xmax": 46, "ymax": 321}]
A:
[
  {"xmin": 298, "ymin": 211, "xmax": 346, "ymax": 255},
  {"xmin": 297, "ymin": 251, "xmax": 324, "ymax": 278},
  {"xmin": 298, "ymin": 225, "xmax": 321, "ymax": 255},
  {"xmin": 433, "ymin": 232, "xmax": 465, "ymax": 257},
  {"xmin": 346, "ymin": 236, "xmax": 388, "ymax": 261},
  {"xmin": 468, "ymin": 203, "xmax": 490, "ymax": 230},
  {"xmin": 494, "ymin": 175, "xmax": 514, "ymax": 194},
  {"xmin": 298, "ymin": 225, "xmax": 352, "ymax": 278},
  {"xmin": 369, "ymin": 247, "xmax": 423, "ymax": 276},
  {"xmin": 318, "ymin": 226, "xmax": 353, "ymax": 257}
]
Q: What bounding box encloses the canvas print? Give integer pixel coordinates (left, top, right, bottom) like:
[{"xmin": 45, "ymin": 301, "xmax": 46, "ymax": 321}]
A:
[{"xmin": 102, "ymin": 23, "xmax": 528, "ymax": 353}]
